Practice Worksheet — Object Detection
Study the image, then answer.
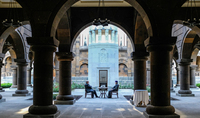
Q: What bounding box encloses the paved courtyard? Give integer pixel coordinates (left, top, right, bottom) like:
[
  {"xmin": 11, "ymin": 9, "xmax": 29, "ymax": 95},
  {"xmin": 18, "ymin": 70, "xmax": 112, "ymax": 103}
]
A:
[{"xmin": 0, "ymin": 88, "xmax": 200, "ymax": 118}]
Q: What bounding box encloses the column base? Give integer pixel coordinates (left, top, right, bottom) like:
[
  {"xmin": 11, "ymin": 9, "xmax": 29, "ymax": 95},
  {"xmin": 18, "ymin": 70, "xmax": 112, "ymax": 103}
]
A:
[
  {"xmin": 23, "ymin": 111, "xmax": 60, "ymax": 118},
  {"xmin": 12, "ymin": 93, "xmax": 31, "ymax": 96},
  {"xmin": 143, "ymin": 111, "xmax": 180, "ymax": 118},
  {"xmin": 190, "ymin": 85, "xmax": 197, "ymax": 88},
  {"xmin": 0, "ymin": 98, "xmax": 6, "ymax": 103},
  {"xmin": 11, "ymin": 85, "xmax": 18, "ymax": 88},
  {"xmin": 176, "ymin": 93, "xmax": 195, "ymax": 97},
  {"xmin": 178, "ymin": 90, "xmax": 192, "ymax": 94},
  {"xmin": 54, "ymin": 99, "xmax": 76, "ymax": 105},
  {"xmin": 0, "ymin": 90, "xmax": 5, "ymax": 92}
]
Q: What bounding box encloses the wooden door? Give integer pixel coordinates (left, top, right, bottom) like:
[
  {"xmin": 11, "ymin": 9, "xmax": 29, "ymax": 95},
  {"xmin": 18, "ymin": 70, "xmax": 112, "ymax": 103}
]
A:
[{"xmin": 99, "ymin": 70, "xmax": 108, "ymax": 87}]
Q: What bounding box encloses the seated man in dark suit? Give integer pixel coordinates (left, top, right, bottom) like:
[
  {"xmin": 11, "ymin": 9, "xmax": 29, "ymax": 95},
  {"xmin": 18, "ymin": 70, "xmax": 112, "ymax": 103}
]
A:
[
  {"xmin": 108, "ymin": 81, "xmax": 119, "ymax": 98},
  {"xmin": 85, "ymin": 81, "xmax": 99, "ymax": 98}
]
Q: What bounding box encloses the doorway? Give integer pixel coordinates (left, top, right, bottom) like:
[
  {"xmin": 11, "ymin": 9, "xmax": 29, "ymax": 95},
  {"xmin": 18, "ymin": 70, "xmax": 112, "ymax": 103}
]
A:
[{"xmin": 99, "ymin": 70, "xmax": 108, "ymax": 87}]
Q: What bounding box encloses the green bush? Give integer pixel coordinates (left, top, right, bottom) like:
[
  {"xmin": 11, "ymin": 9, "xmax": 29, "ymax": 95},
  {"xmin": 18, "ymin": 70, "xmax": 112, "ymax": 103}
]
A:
[
  {"xmin": 53, "ymin": 87, "xmax": 59, "ymax": 92},
  {"xmin": 119, "ymin": 84, "xmax": 134, "ymax": 89},
  {"xmin": 146, "ymin": 86, "xmax": 151, "ymax": 92},
  {"xmin": 196, "ymin": 83, "xmax": 200, "ymax": 88},
  {"xmin": 53, "ymin": 83, "xmax": 85, "ymax": 92},
  {"xmin": 1, "ymin": 83, "xmax": 12, "ymax": 88}
]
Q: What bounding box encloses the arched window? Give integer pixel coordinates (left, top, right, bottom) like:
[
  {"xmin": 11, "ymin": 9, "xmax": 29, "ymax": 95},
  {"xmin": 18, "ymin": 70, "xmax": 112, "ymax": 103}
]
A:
[
  {"xmin": 80, "ymin": 64, "xmax": 88, "ymax": 76},
  {"xmin": 119, "ymin": 64, "xmax": 128, "ymax": 77}
]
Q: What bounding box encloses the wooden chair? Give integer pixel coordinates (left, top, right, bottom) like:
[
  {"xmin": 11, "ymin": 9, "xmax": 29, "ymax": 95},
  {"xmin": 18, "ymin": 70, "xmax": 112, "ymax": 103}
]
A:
[
  {"xmin": 85, "ymin": 85, "xmax": 92, "ymax": 98},
  {"xmin": 85, "ymin": 90, "xmax": 92, "ymax": 98},
  {"xmin": 111, "ymin": 84, "xmax": 119, "ymax": 98},
  {"xmin": 112, "ymin": 91, "xmax": 119, "ymax": 98}
]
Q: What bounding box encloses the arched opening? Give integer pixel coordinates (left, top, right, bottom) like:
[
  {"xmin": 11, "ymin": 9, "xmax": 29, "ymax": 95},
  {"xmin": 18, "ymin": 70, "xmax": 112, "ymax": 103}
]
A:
[
  {"xmin": 71, "ymin": 24, "xmax": 134, "ymax": 88},
  {"xmin": 119, "ymin": 63, "xmax": 128, "ymax": 77},
  {"xmin": 80, "ymin": 64, "xmax": 88, "ymax": 77}
]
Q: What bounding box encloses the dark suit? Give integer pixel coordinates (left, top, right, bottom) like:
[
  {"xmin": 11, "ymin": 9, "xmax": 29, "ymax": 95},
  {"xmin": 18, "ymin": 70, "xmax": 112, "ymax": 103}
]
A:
[
  {"xmin": 85, "ymin": 83, "xmax": 98, "ymax": 98},
  {"xmin": 108, "ymin": 84, "xmax": 119, "ymax": 98}
]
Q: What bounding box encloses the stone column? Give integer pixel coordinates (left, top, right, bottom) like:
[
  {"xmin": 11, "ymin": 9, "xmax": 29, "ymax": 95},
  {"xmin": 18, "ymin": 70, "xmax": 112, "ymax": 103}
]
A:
[
  {"xmin": 0, "ymin": 63, "xmax": 5, "ymax": 92},
  {"xmin": 105, "ymin": 29, "xmax": 109, "ymax": 42},
  {"xmin": 24, "ymin": 37, "xmax": 59, "ymax": 117},
  {"xmin": 89, "ymin": 31, "xmax": 92, "ymax": 45},
  {"xmin": 10, "ymin": 66, "xmax": 17, "ymax": 88},
  {"xmin": 92, "ymin": 30, "xmax": 96, "ymax": 43},
  {"xmin": 12, "ymin": 60, "xmax": 30, "ymax": 96},
  {"xmin": 170, "ymin": 65, "xmax": 174, "ymax": 92},
  {"xmin": 190, "ymin": 65, "xmax": 198, "ymax": 88},
  {"xmin": 98, "ymin": 28, "xmax": 102, "ymax": 42},
  {"xmin": 115, "ymin": 31, "xmax": 118, "ymax": 44},
  {"xmin": 146, "ymin": 68, "xmax": 150, "ymax": 85},
  {"xmin": 177, "ymin": 59, "xmax": 194, "ymax": 96},
  {"xmin": 111, "ymin": 30, "xmax": 115, "ymax": 43},
  {"xmin": 27, "ymin": 67, "xmax": 33, "ymax": 87},
  {"xmin": 132, "ymin": 52, "xmax": 148, "ymax": 90},
  {"xmin": 55, "ymin": 68, "xmax": 59, "ymax": 83},
  {"xmin": 175, "ymin": 66, "xmax": 180, "ymax": 87},
  {"xmin": 54, "ymin": 52, "xmax": 75, "ymax": 105},
  {"xmin": 144, "ymin": 37, "xmax": 178, "ymax": 116}
]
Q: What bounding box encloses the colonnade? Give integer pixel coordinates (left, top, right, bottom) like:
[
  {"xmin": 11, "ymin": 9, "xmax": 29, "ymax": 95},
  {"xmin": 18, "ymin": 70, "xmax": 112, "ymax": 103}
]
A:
[
  {"xmin": 89, "ymin": 26, "xmax": 118, "ymax": 44},
  {"xmin": 0, "ymin": 37, "xmax": 199, "ymax": 118}
]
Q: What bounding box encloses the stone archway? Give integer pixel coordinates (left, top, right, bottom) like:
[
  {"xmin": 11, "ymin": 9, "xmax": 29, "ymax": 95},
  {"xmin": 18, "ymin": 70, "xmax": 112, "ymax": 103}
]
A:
[{"xmin": 51, "ymin": 0, "xmax": 153, "ymax": 39}]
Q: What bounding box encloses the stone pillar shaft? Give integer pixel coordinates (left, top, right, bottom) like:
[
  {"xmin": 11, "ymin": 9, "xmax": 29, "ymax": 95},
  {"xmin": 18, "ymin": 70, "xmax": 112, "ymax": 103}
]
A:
[
  {"xmin": 13, "ymin": 60, "xmax": 29, "ymax": 95},
  {"xmin": 0, "ymin": 63, "xmax": 3, "ymax": 90},
  {"xmin": 11, "ymin": 66, "xmax": 17, "ymax": 88},
  {"xmin": 149, "ymin": 46, "xmax": 171, "ymax": 106},
  {"xmin": 175, "ymin": 67, "xmax": 180, "ymax": 86},
  {"xmin": 190, "ymin": 65, "xmax": 197, "ymax": 88},
  {"xmin": 146, "ymin": 68, "xmax": 150, "ymax": 85},
  {"xmin": 17, "ymin": 62, "xmax": 28, "ymax": 90},
  {"xmin": 59, "ymin": 61, "xmax": 71, "ymax": 95},
  {"xmin": 55, "ymin": 52, "xmax": 75, "ymax": 105},
  {"xmin": 27, "ymin": 67, "xmax": 33, "ymax": 87},
  {"xmin": 32, "ymin": 46, "xmax": 55, "ymax": 106},
  {"xmin": 92, "ymin": 30, "xmax": 95, "ymax": 43},
  {"xmin": 132, "ymin": 52, "xmax": 148, "ymax": 90},
  {"xmin": 145, "ymin": 37, "xmax": 176, "ymax": 115},
  {"xmin": 26, "ymin": 37, "xmax": 58, "ymax": 115},
  {"xmin": 178, "ymin": 60, "xmax": 192, "ymax": 94},
  {"xmin": 98, "ymin": 29, "xmax": 101, "ymax": 42},
  {"xmin": 55, "ymin": 68, "xmax": 59, "ymax": 83},
  {"xmin": 89, "ymin": 31, "xmax": 92, "ymax": 45}
]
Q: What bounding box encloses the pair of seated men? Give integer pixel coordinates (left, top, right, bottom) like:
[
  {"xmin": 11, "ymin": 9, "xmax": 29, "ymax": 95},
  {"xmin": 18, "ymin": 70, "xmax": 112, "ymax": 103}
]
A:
[{"xmin": 85, "ymin": 80, "xmax": 119, "ymax": 98}]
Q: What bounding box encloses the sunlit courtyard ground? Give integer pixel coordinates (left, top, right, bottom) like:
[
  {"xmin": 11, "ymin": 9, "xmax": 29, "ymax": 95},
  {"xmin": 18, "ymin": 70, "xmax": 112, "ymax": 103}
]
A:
[{"xmin": 0, "ymin": 87, "xmax": 200, "ymax": 118}]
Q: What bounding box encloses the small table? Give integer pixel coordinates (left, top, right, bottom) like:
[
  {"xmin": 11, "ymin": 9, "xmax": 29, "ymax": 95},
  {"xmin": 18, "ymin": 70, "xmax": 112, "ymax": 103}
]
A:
[
  {"xmin": 98, "ymin": 87, "xmax": 108, "ymax": 98},
  {"xmin": 133, "ymin": 90, "xmax": 149, "ymax": 107}
]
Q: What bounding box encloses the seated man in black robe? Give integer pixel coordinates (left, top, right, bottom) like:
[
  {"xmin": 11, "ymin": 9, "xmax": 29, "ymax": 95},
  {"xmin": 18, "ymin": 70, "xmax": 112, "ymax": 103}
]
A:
[
  {"xmin": 108, "ymin": 81, "xmax": 119, "ymax": 98},
  {"xmin": 85, "ymin": 81, "xmax": 99, "ymax": 98}
]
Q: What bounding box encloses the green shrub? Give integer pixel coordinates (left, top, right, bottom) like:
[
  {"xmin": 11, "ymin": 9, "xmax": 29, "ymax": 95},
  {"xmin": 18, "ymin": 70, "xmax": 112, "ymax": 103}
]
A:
[
  {"xmin": 1, "ymin": 83, "xmax": 12, "ymax": 88},
  {"xmin": 53, "ymin": 87, "xmax": 59, "ymax": 92},
  {"xmin": 196, "ymin": 83, "xmax": 200, "ymax": 88},
  {"xmin": 146, "ymin": 86, "xmax": 151, "ymax": 92},
  {"xmin": 119, "ymin": 84, "xmax": 134, "ymax": 89},
  {"xmin": 53, "ymin": 83, "xmax": 85, "ymax": 92}
]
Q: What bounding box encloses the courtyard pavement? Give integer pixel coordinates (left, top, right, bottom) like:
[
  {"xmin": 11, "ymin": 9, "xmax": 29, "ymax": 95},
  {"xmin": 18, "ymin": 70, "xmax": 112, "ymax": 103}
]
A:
[{"xmin": 0, "ymin": 87, "xmax": 200, "ymax": 118}]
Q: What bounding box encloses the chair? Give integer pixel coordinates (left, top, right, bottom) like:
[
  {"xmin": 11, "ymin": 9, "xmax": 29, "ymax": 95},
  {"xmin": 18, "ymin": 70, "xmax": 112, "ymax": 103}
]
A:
[
  {"xmin": 111, "ymin": 85, "xmax": 119, "ymax": 98},
  {"xmin": 112, "ymin": 91, "xmax": 119, "ymax": 98},
  {"xmin": 85, "ymin": 85, "xmax": 92, "ymax": 98}
]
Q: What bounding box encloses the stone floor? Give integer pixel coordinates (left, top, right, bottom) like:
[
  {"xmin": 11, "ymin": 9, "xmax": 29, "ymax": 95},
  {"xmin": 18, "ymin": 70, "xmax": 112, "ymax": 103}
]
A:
[{"xmin": 0, "ymin": 87, "xmax": 200, "ymax": 118}]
